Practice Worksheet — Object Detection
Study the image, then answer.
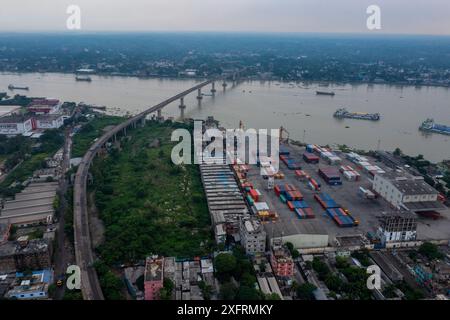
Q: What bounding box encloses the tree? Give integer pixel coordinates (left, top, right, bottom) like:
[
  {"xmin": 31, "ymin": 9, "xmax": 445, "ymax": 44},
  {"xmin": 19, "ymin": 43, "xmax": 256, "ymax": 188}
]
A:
[
  {"xmin": 393, "ymin": 148, "xmax": 402, "ymax": 156},
  {"xmin": 265, "ymin": 293, "xmax": 281, "ymax": 300},
  {"xmin": 236, "ymin": 286, "xmax": 262, "ymax": 300},
  {"xmin": 296, "ymin": 283, "xmax": 316, "ymax": 300},
  {"xmin": 419, "ymin": 242, "xmax": 444, "ymax": 260},
  {"xmin": 220, "ymin": 282, "xmax": 237, "ymax": 300},
  {"xmin": 325, "ymin": 274, "xmax": 343, "ymax": 292},
  {"xmin": 214, "ymin": 253, "xmax": 237, "ymax": 279}
]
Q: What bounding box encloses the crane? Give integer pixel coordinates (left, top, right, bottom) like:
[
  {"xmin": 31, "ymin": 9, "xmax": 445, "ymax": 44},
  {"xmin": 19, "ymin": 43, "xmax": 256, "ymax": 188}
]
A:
[{"xmin": 279, "ymin": 126, "xmax": 290, "ymax": 144}]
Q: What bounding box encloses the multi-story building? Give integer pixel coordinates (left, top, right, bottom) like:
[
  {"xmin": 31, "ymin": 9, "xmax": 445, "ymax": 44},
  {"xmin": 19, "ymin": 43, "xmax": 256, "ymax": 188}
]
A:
[
  {"xmin": 270, "ymin": 239, "xmax": 294, "ymax": 277},
  {"xmin": 144, "ymin": 256, "xmax": 164, "ymax": 300},
  {"xmin": 27, "ymin": 99, "xmax": 61, "ymax": 115},
  {"xmin": 239, "ymin": 215, "xmax": 266, "ymax": 255},
  {"xmin": 34, "ymin": 114, "xmax": 65, "ymax": 129},
  {"xmin": 0, "ymin": 116, "xmax": 33, "ymax": 135},
  {"xmin": 0, "ymin": 237, "xmax": 52, "ymax": 272},
  {"xmin": 5, "ymin": 269, "xmax": 53, "ymax": 300},
  {"xmin": 372, "ymin": 171, "xmax": 440, "ymax": 211},
  {"xmin": 0, "ymin": 223, "xmax": 11, "ymax": 245},
  {"xmin": 377, "ymin": 215, "xmax": 417, "ymax": 244}
]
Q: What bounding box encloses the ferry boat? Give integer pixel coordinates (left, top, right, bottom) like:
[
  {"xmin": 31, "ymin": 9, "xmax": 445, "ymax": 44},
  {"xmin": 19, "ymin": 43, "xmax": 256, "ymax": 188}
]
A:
[
  {"xmin": 75, "ymin": 75, "xmax": 92, "ymax": 82},
  {"xmin": 316, "ymin": 91, "xmax": 335, "ymax": 96},
  {"xmin": 419, "ymin": 118, "xmax": 450, "ymax": 135},
  {"xmin": 8, "ymin": 84, "xmax": 29, "ymax": 90},
  {"xmin": 333, "ymin": 108, "xmax": 380, "ymax": 121}
]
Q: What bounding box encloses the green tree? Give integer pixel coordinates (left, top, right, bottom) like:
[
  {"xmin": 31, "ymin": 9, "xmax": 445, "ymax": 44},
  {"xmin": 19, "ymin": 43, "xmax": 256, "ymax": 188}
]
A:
[
  {"xmin": 220, "ymin": 282, "xmax": 237, "ymax": 300},
  {"xmin": 419, "ymin": 242, "xmax": 444, "ymax": 260},
  {"xmin": 296, "ymin": 283, "xmax": 317, "ymax": 300},
  {"xmin": 214, "ymin": 253, "xmax": 237, "ymax": 279}
]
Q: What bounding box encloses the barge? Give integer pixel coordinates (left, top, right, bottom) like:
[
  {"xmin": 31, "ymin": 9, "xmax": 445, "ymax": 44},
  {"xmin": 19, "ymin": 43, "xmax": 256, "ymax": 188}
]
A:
[
  {"xmin": 419, "ymin": 118, "xmax": 450, "ymax": 135},
  {"xmin": 334, "ymin": 108, "xmax": 380, "ymax": 121}
]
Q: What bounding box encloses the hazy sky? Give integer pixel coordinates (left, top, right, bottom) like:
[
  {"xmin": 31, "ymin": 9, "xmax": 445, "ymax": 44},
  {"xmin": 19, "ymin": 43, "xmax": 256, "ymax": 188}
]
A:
[{"xmin": 1, "ymin": 0, "xmax": 450, "ymax": 35}]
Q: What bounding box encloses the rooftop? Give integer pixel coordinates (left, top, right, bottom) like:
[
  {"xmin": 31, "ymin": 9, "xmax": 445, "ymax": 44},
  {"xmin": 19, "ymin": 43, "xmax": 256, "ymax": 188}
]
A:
[
  {"xmin": 380, "ymin": 171, "xmax": 439, "ymax": 196},
  {"xmin": 144, "ymin": 256, "xmax": 163, "ymax": 282}
]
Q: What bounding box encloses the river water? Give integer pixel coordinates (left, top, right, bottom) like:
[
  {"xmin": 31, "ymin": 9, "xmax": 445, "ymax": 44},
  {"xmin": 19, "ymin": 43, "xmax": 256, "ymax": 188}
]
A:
[{"xmin": 1, "ymin": 72, "xmax": 449, "ymax": 162}]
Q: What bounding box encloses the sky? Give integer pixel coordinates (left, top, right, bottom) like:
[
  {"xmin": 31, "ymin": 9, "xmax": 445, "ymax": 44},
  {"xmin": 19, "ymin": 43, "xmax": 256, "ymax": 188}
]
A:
[{"xmin": 1, "ymin": 0, "xmax": 450, "ymax": 35}]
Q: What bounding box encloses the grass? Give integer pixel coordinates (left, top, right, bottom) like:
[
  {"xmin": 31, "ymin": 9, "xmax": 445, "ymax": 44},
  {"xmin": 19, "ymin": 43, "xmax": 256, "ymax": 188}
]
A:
[
  {"xmin": 91, "ymin": 121, "xmax": 212, "ymax": 265},
  {"xmin": 71, "ymin": 115, "xmax": 124, "ymax": 158},
  {"xmin": 0, "ymin": 153, "xmax": 47, "ymax": 190}
]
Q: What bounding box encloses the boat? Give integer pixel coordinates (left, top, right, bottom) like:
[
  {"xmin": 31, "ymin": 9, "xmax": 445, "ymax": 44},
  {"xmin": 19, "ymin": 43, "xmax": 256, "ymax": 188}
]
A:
[
  {"xmin": 316, "ymin": 91, "xmax": 335, "ymax": 96},
  {"xmin": 419, "ymin": 119, "xmax": 450, "ymax": 135},
  {"xmin": 333, "ymin": 108, "xmax": 380, "ymax": 121},
  {"xmin": 8, "ymin": 84, "xmax": 29, "ymax": 90},
  {"xmin": 75, "ymin": 76, "xmax": 92, "ymax": 82}
]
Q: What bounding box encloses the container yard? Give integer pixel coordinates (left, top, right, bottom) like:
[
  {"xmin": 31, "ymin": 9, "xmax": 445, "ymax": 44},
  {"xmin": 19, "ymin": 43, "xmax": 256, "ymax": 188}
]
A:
[{"xmin": 242, "ymin": 143, "xmax": 450, "ymax": 246}]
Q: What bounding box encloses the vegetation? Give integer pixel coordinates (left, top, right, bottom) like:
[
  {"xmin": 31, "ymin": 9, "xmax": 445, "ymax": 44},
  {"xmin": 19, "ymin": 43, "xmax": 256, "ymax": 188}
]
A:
[
  {"xmin": 159, "ymin": 278, "xmax": 175, "ymax": 300},
  {"xmin": 0, "ymin": 129, "xmax": 64, "ymax": 195},
  {"xmin": 92, "ymin": 122, "xmax": 212, "ymax": 265},
  {"xmin": 71, "ymin": 114, "xmax": 123, "ymax": 157},
  {"xmin": 215, "ymin": 246, "xmax": 263, "ymax": 300},
  {"xmin": 418, "ymin": 242, "xmax": 444, "ymax": 261},
  {"xmin": 94, "ymin": 261, "xmax": 125, "ymax": 300},
  {"xmin": 296, "ymin": 283, "xmax": 317, "ymax": 300},
  {"xmin": 285, "ymin": 242, "xmax": 300, "ymax": 259}
]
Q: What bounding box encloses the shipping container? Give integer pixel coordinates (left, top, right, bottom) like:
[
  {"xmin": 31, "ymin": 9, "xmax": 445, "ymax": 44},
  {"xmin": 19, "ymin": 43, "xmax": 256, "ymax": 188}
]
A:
[{"xmin": 303, "ymin": 152, "xmax": 320, "ymax": 164}]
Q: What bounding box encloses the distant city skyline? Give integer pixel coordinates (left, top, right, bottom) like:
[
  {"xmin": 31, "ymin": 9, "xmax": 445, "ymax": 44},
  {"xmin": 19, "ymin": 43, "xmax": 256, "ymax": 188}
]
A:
[{"xmin": 1, "ymin": 0, "xmax": 450, "ymax": 35}]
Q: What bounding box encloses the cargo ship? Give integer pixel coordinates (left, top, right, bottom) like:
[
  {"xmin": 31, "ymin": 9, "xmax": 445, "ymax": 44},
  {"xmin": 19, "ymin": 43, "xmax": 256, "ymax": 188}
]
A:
[
  {"xmin": 75, "ymin": 75, "xmax": 92, "ymax": 82},
  {"xmin": 419, "ymin": 118, "xmax": 450, "ymax": 135},
  {"xmin": 8, "ymin": 84, "xmax": 29, "ymax": 91},
  {"xmin": 316, "ymin": 91, "xmax": 335, "ymax": 96},
  {"xmin": 333, "ymin": 108, "xmax": 380, "ymax": 121}
]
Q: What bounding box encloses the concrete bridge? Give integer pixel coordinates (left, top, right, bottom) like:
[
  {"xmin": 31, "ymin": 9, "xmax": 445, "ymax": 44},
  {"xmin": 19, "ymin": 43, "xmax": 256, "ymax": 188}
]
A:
[{"xmin": 73, "ymin": 72, "xmax": 244, "ymax": 300}]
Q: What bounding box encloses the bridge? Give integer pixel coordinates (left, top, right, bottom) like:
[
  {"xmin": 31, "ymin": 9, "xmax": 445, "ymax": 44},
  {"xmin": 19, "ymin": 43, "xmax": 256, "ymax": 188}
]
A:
[{"xmin": 73, "ymin": 72, "xmax": 244, "ymax": 300}]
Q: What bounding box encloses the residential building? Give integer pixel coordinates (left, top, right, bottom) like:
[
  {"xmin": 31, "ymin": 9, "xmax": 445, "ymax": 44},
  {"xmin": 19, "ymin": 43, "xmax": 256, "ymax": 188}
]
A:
[
  {"xmin": 377, "ymin": 215, "xmax": 418, "ymax": 244},
  {"xmin": 270, "ymin": 239, "xmax": 294, "ymax": 277},
  {"xmin": 144, "ymin": 256, "xmax": 164, "ymax": 300},
  {"xmin": 372, "ymin": 171, "xmax": 441, "ymax": 211},
  {"xmin": 239, "ymin": 215, "xmax": 266, "ymax": 255},
  {"xmin": 0, "ymin": 237, "xmax": 52, "ymax": 272},
  {"xmin": 5, "ymin": 269, "xmax": 53, "ymax": 300}
]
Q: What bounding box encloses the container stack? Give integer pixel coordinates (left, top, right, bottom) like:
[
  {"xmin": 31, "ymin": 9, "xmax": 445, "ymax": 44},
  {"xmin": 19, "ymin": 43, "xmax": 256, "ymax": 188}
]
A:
[
  {"xmin": 325, "ymin": 207, "xmax": 357, "ymax": 227},
  {"xmin": 280, "ymin": 155, "xmax": 302, "ymax": 170},
  {"xmin": 339, "ymin": 165, "xmax": 361, "ymax": 181},
  {"xmin": 307, "ymin": 176, "xmax": 321, "ymax": 191},
  {"xmin": 318, "ymin": 167, "xmax": 342, "ymax": 186},
  {"xmin": 287, "ymin": 200, "xmax": 315, "ymax": 219},
  {"xmin": 314, "ymin": 193, "xmax": 340, "ymax": 209},
  {"xmin": 303, "ymin": 152, "xmax": 320, "ymax": 164}
]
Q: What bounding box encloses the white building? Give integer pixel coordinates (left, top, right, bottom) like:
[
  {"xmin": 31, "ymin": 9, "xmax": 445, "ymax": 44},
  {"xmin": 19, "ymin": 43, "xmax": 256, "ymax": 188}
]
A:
[
  {"xmin": 35, "ymin": 114, "xmax": 64, "ymax": 129},
  {"xmin": 372, "ymin": 171, "xmax": 439, "ymax": 210},
  {"xmin": 377, "ymin": 215, "xmax": 417, "ymax": 244},
  {"xmin": 0, "ymin": 116, "xmax": 33, "ymax": 135},
  {"xmin": 239, "ymin": 215, "xmax": 266, "ymax": 255}
]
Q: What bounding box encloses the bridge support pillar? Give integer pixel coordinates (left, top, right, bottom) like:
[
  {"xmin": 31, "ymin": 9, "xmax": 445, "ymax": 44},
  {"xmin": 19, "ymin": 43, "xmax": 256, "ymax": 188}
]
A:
[
  {"xmin": 197, "ymin": 88, "xmax": 203, "ymax": 100},
  {"xmin": 156, "ymin": 109, "xmax": 163, "ymax": 122},
  {"xmin": 211, "ymin": 82, "xmax": 216, "ymax": 94},
  {"xmin": 222, "ymin": 81, "xmax": 227, "ymax": 90},
  {"xmin": 179, "ymin": 97, "xmax": 186, "ymax": 119},
  {"xmin": 141, "ymin": 117, "xmax": 146, "ymax": 127}
]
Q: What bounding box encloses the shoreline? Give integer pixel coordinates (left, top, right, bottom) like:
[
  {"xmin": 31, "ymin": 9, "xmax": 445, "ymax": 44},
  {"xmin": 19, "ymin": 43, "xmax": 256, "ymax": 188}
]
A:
[{"xmin": 1, "ymin": 71, "xmax": 450, "ymax": 90}]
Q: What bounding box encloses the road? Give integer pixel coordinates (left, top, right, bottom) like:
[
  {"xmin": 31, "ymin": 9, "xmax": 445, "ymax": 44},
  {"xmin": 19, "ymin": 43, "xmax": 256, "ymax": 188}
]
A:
[{"xmin": 54, "ymin": 127, "xmax": 72, "ymax": 300}]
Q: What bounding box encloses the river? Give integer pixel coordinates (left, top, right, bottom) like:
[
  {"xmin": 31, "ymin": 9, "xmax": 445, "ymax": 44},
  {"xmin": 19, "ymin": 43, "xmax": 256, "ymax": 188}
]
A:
[{"xmin": 1, "ymin": 72, "xmax": 449, "ymax": 162}]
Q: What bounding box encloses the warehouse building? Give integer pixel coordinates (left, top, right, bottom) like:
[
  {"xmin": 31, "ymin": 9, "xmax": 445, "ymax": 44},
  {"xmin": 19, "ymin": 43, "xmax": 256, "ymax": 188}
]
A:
[
  {"xmin": 372, "ymin": 171, "xmax": 441, "ymax": 211},
  {"xmin": 239, "ymin": 215, "xmax": 266, "ymax": 255},
  {"xmin": 0, "ymin": 116, "xmax": 33, "ymax": 135},
  {"xmin": 0, "ymin": 182, "xmax": 58, "ymax": 226},
  {"xmin": 200, "ymin": 162, "xmax": 249, "ymax": 244}
]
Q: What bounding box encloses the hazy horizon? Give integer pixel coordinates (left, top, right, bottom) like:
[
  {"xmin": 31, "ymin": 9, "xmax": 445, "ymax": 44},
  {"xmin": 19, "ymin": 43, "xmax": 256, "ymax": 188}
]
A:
[{"xmin": 1, "ymin": 0, "xmax": 450, "ymax": 35}]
